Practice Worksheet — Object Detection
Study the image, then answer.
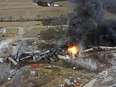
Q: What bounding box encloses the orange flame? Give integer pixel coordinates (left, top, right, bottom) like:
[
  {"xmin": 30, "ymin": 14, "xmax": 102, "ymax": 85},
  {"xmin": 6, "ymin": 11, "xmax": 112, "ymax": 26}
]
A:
[{"xmin": 67, "ymin": 45, "xmax": 79, "ymax": 58}]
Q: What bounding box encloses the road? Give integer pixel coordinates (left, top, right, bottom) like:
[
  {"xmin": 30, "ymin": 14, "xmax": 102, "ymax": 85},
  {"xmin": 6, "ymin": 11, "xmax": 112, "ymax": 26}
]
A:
[
  {"xmin": 0, "ymin": 63, "xmax": 11, "ymax": 85},
  {"xmin": 7, "ymin": 71, "xmax": 22, "ymax": 87},
  {"xmin": 7, "ymin": 67, "xmax": 25, "ymax": 87}
]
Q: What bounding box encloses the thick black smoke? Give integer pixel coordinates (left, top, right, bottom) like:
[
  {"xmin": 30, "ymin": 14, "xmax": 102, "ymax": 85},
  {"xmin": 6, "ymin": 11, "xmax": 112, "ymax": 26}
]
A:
[
  {"xmin": 66, "ymin": 0, "xmax": 116, "ymax": 47},
  {"xmin": 101, "ymin": 0, "xmax": 116, "ymax": 14}
]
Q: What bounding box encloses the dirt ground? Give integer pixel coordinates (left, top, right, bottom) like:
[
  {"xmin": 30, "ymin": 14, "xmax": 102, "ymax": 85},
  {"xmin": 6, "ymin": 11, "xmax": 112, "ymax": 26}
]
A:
[
  {"xmin": 1, "ymin": 61, "xmax": 96, "ymax": 87},
  {"xmin": 27, "ymin": 62, "xmax": 95, "ymax": 87}
]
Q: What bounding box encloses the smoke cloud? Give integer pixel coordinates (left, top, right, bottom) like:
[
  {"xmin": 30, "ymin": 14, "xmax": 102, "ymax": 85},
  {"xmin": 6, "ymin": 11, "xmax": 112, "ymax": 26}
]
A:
[{"xmin": 66, "ymin": 0, "xmax": 116, "ymax": 47}]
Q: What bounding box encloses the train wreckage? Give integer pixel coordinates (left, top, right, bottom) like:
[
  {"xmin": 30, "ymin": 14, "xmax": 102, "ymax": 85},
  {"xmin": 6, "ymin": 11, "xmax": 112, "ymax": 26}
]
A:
[
  {"xmin": 7, "ymin": 48, "xmax": 59, "ymax": 65},
  {"xmin": 5, "ymin": 39, "xmax": 60, "ymax": 65},
  {"xmin": 5, "ymin": 39, "xmax": 116, "ymax": 72}
]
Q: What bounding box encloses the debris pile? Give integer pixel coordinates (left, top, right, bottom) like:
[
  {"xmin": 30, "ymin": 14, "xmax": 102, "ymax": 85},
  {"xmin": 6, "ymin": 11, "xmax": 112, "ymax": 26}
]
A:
[{"xmin": 37, "ymin": 27, "xmax": 65, "ymax": 50}]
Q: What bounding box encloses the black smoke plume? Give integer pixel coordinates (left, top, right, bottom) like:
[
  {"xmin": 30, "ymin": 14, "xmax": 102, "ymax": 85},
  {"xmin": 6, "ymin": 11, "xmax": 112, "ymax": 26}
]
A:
[{"xmin": 66, "ymin": 0, "xmax": 116, "ymax": 47}]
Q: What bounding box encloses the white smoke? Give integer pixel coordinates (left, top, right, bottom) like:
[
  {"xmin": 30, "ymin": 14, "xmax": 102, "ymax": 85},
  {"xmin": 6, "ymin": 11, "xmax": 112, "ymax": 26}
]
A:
[
  {"xmin": 0, "ymin": 39, "xmax": 13, "ymax": 54},
  {"xmin": 76, "ymin": 58, "xmax": 98, "ymax": 71},
  {"xmin": 0, "ymin": 28, "xmax": 7, "ymax": 35},
  {"xmin": 11, "ymin": 41, "xmax": 26, "ymax": 59}
]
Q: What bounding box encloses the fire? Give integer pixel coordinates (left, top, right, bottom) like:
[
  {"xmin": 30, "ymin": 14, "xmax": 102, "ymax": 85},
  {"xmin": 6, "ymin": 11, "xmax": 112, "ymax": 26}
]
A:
[{"xmin": 67, "ymin": 45, "xmax": 79, "ymax": 57}]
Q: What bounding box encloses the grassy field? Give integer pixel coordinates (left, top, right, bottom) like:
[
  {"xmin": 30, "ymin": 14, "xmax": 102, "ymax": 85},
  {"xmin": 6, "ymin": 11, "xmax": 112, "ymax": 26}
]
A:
[
  {"xmin": 0, "ymin": 28, "xmax": 18, "ymax": 39},
  {"xmin": 0, "ymin": 21, "xmax": 40, "ymax": 27},
  {"xmin": 0, "ymin": 0, "xmax": 116, "ymax": 20},
  {"xmin": 0, "ymin": 0, "xmax": 70, "ymax": 19},
  {"xmin": 0, "ymin": 0, "xmax": 116, "ymax": 39}
]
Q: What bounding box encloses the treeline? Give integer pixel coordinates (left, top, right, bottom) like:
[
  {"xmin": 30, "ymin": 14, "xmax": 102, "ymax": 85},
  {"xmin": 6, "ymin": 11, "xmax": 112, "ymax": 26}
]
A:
[
  {"xmin": 0, "ymin": 15, "xmax": 67, "ymax": 25},
  {"xmin": 42, "ymin": 15, "xmax": 67, "ymax": 25},
  {"xmin": 0, "ymin": 16, "xmax": 42, "ymax": 22}
]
